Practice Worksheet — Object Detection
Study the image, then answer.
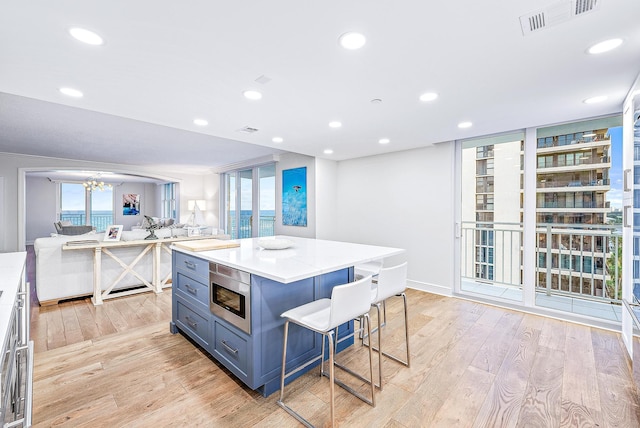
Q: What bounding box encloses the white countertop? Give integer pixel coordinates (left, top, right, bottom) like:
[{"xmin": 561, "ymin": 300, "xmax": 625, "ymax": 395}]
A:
[
  {"xmin": 172, "ymin": 236, "xmax": 404, "ymax": 283},
  {"xmin": 0, "ymin": 252, "xmax": 27, "ymax": 351}
]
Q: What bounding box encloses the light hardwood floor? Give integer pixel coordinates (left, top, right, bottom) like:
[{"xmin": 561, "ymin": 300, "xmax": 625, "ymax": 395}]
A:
[{"xmin": 29, "ymin": 285, "xmax": 640, "ymax": 427}]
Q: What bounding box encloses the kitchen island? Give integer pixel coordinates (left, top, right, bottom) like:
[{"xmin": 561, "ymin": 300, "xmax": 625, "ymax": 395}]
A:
[{"xmin": 169, "ymin": 236, "xmax": 404, "ymax": 396}]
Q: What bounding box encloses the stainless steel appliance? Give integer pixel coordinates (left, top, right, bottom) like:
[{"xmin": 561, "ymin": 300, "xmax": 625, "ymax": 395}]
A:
[{"xmin": 210, "ymin": 263, "xmax": 251, "ymax": 334}]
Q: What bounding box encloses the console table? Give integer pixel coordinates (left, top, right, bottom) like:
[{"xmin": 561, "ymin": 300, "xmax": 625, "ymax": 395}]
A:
[{"xmin": 64, "ymin": 235, "xmax": 228, "ymax": 305}]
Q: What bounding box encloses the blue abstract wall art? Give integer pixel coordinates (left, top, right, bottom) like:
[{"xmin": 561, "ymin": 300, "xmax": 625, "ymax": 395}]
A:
[{"xmin": 282, "ymin": 167, "xmax": 307, "ymax": 227}]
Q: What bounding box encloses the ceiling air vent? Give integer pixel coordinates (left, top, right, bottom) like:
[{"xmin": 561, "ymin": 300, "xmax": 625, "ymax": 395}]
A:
[
  {"xmin": 519, "ymin": 0, "xmax": 601, "ymax": 36},
  {"xmin": 574, "ymin": 0, "xmax": 599, "ymax": 16},
  {"xmin": 237, "ymin": 126, "xmax": 259, "ymax": 134}
]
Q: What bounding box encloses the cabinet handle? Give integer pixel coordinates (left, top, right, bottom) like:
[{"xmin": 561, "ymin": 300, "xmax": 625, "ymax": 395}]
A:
[
  {"xmin": 185, "ymin": 284, "xmax": 197, "ymax": 295},
  {"xmin": 185, "ymin": 316, "xmax": 198, "ymax": 329},
  {"xmin": 221, "ymin": 340, "xmax": 238, "ymax": 355},
  {"xmin": 184, "ymin": 260, "xmax": 197, "ymax": 270}
]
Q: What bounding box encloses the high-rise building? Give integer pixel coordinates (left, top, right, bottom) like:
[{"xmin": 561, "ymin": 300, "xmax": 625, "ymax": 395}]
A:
[{"xmin": 535, "ymin": 128, "xmax": 612, "ymax": 298}]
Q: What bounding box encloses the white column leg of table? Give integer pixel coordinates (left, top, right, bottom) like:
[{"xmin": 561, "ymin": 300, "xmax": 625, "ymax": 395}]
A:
[
  {"xmin": 91, "ymin": 247, "xmax": 103, "ymax": 305},
  {"xmin": 153, "ymin": 242, "xmax": 162, "ymax": 293}
]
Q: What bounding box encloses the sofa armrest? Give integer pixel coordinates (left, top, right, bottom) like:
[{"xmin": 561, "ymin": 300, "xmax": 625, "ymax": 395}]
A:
[{"xmin": 60, "ymin": 225, "xmax": 95, "ymax": 235}]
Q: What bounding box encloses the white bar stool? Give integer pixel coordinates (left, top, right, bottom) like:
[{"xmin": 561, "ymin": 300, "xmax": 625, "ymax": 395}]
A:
[
  {"xmin": 354, "ymin": 260, "xmax": 383, "ymax": 280},
  {"xmin": 365, "ymin": 262, "xmax": 410, "ymax": 389},
  {"xmin": 277, "ymin": 275, "xmax": 376, "ymax": 428}
]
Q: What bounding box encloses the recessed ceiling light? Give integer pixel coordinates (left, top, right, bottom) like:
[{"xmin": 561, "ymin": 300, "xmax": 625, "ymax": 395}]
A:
[
  {"xmin": 59, "ymin": 87, "xmax": 83, "ymax": 98},
  {"xmin": 379, "ymin": 138, "xmax": 390, "ymax": 144},
  {"xmin": 193, "ymin": 118, "xmax": 208, "ymax": 126},
  {"xmin": 243, "ymin": 90, "xmax": 262, "ymax": 100},
  {"xmin": 458, "ymin": 121, "xmax": 472, "ymax": 129},
  {"xmin": 583, "ymin": 133, "xmax": 596, "ymax": 137},
  {"xmin": 272, "ymin": 137, "xmax": 283, "ymax": 143},
  {"xmin": 587, "ymin": 38, "xmax": 623, "ymax": 54},
  {"xmin": 583, "ymin": 95, "xmax": 607, "ymax": 104},
  {"xmin": 324, "ymin": 149, "xmax": 334, "ymax": 155},
  {"xmin": 329, "ymin": 121, "xmax": 342, "ymax": 128},
  {"xmin": 69, "ymin": 27, "xmax": 104, "ymax": 45},
  {"xmin": 419, "ymin": 92, "xmax": 438, "ymax": 102},
  {"xmin": 339, "ymin": 32, "xmax": 366, "ymax": 50}
]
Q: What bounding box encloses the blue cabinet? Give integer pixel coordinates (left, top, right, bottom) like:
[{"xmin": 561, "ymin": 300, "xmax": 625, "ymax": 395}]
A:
[{"xmin": 170, "ymin": 250, "xmax": 354, "ymax": 397}]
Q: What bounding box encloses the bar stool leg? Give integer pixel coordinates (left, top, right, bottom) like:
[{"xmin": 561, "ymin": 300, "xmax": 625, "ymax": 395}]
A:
[
  {"xmin": 278, "ymin": 320, "xmax": 290, "ymax": 403},
  {"xmin": 402, "ymin": 292, "xmax": 411, "ymax": 367},
  {"xmin": 328, "ymin": 331, "xmax": 335, "ymax": 427},
  {"xmin": 374, "ymin": 303, "xmax": 384, "ymax": 390},
  {"xmin": 364, "ymin": 313, "xmax": 376, "ymax": 407}
]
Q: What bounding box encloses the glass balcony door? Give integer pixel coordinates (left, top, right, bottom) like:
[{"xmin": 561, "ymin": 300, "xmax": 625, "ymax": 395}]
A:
[
  {"xmin": 60, "ymin": 182, "xmax": 113, "ymax": 232},
  {"xmin": 458, "ymin": 132, "xmax": 525, "ymax": 302},
  {"xmin": 223, "ymin": 164, "xmax": 276, "ymax": 239},
  {"xmin": 535, "ymin": 117, "xmax": 623, "ymax": 321}
]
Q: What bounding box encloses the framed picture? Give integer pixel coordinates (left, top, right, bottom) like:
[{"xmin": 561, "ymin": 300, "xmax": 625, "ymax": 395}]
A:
[
  {"xmin": 123, "ymin": 193, "xmax": 140, "ymax": 215},
  {"xmin": 104, "ymin": 224, "xmax": 123, "ymax": 241},
  {"xmin": 282, "ymin": 166, "xmax": 307, "ymax": 227}
]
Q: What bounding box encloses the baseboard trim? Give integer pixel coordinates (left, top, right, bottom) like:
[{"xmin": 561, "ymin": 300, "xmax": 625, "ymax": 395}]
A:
[{"xmin": 407, "ymin": 279, "xmax": 452, "ymax": 297}]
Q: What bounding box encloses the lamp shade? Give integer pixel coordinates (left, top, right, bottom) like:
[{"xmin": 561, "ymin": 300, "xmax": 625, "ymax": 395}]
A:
[{"xmin": 188, "ymin": 200, "xmax": 206, "ymax": 211}]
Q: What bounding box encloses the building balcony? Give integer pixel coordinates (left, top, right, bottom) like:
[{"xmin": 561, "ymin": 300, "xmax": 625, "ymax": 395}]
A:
[
  {"xmin": 537, "ymin": 178, "xmax": 610, "ymax": 191},
  {"xmin": 537, "ymin": 138, "xmax": 610, "ymax": 153},
  {"xmin": 536, "ymin": 159, "xmax": 611, "ymax": 174},
  {"xmin": 536, "ymin": 207, "xmax": 610, "ymax": 214}
]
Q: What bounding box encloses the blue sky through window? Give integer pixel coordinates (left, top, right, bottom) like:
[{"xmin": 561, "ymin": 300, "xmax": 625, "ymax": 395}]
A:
[
  {"xmin": 61, "ymin": 183, "xmax": 113, "ymax": 211},
  {"xmin": 608, "ymin": 126, "xmax": 622, "ymax": 211}
]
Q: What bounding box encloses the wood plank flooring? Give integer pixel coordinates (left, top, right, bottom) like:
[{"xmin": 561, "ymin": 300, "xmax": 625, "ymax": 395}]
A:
[{"xmin": 29, "ymin": 286, "xmax": 640, "ymax": 427}]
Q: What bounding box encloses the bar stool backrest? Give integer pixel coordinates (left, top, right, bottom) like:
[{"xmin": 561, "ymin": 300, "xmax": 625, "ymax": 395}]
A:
[
  {"xmin": 374, "ymin": 262, "xmax": 408, "ymax": 303},
  {"xmin": 329, "ymin": 275, "xmax": 372, "ymax": 328}
]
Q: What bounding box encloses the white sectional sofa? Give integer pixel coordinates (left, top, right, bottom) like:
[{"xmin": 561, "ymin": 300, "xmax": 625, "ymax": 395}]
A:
[{"xmin": 34, "ymin": 228, "xmax": 191, "ymax": 305}]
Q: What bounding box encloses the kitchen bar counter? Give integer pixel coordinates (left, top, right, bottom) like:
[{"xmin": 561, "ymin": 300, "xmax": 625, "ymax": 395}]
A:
[
  {"xmin": 172, "ymin": 235, "xmax": 404, "ymax": 283},
  {"xmin": 170, "ymin": 236, "xmax": 405, "ymax": 396}
]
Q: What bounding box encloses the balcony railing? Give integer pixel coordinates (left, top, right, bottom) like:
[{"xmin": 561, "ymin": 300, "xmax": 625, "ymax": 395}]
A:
[
  {"xmin": 537, "ymin": 156, "xmax": 610, "ymax": 169},
  {"xmin": 461, "ymin": 222, "xmax": 523, "ymax": 289},
  {"xmin": 537, "ymin": 133, "xmax": 608, "ymax": 149},
  {"xmin": 229, "ymin": 215, "xmax": 276, "ymax": 239},
  {"xmin": 536, "ymin": 224, "xmax": 621, "ymax": 302},
  {"xmin": 537, "ymin": 178, "xmax": 610, "ymax": 189},
  {"xmin": 461, "ymin": 221, "xmax": 622, "ymax": 304},
  {"xmin": 537, "ymin": 201, "xmax": 604, "ymax": 209},
  {"xmin": 60, "ymin": 212, "xmax": 113, "ymax": 232}
]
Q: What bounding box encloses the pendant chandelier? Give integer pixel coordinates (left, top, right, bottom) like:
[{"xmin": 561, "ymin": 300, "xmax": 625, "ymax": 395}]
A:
[{"xmin": 82, "ymin": 178, "xmax": 112, "ymax": 191}]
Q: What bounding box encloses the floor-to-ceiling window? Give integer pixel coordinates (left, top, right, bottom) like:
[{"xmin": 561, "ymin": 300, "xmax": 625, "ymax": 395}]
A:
[
  {"xmin": 222, "ymin": 163, "xmax": 276, "ymax": 239},
  {"xmin": 60, "ymin": 182, "xmax": 113, "ymax": 232},
  {"xmin": 460, "ymin": 132, "xmax": 524, "ymax": 302},
  {"xmin": 457, "ymin": 116, "xmax": 624, "ymax": 322},
  {"xmin": 535, "ymin": 117, "xmax": 622, "ymax": 321},
  {"xmin": 161, "ymin": 182, "xmax": 177, "ymax": 219},
  {"xmin": 258, "ymin": 164, "xmax": 276, "ymax": 237}
]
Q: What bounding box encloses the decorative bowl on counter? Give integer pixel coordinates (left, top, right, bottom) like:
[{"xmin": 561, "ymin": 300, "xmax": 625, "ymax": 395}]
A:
[{"xmin": 257, "ymin": 238, "xmax": 294, "ymax": 250}]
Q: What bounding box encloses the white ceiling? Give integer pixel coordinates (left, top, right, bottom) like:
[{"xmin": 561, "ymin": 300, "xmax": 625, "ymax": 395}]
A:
[{"xmin": 1, "ymin": 0, "xmax": 639, "ymax": 173}]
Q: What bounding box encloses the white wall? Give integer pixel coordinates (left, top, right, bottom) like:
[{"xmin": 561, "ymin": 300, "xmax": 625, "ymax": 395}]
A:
[
  {"xmin": 315, "ymin": 157, "xmax": 338, "ymax": 240},
  {"xmin": 275, "ymin": 152, "xmax": 316, "ymax": 238},
  {"xmin": 112, "ymin": 182, "xmax": 158, "ymax": 230},
  {"xmin": 327, "ymin": 143, "xmax": 455, "ymax": 294},
  {"xmin": 25, "ymin": 175, "xmax": 57, "ymax": 242},
  {"xmin": 0, "ymin": 151, "xmax": 217, "ymax": 251}
]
